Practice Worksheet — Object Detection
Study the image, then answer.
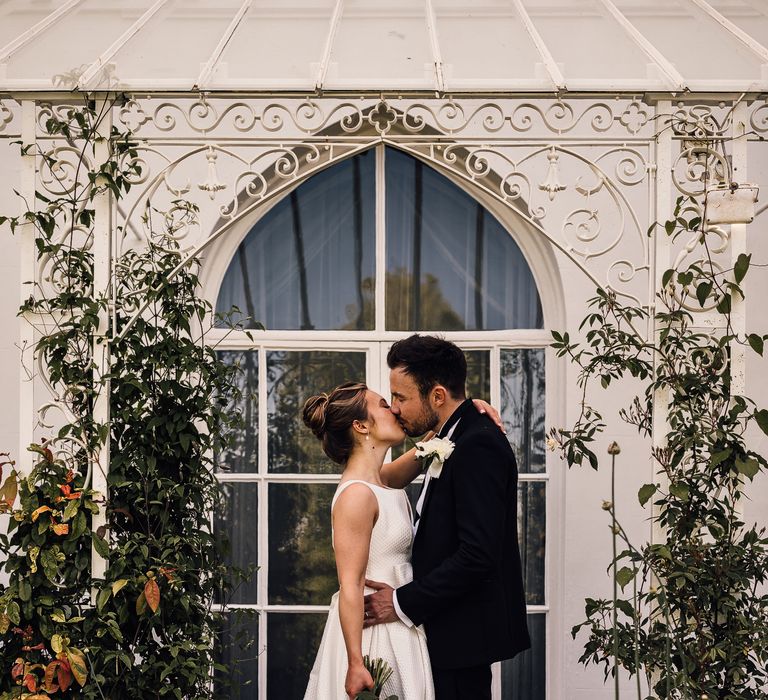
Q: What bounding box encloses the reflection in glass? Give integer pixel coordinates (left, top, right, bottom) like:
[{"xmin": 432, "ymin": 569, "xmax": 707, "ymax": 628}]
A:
[
  {"xmin": 217, "ymin": 149, "xmax": 375, "ymax": 330},
  {"xmin": 215, "ymin": 483, "xmax": 259, "ymax": 605},
  {"xmin": 267, "ymin": 351, "xmax": 366, "ymax": 473},
  {"xmin": 215, "ymin": 611, "xmax": 259, "ymax": 700},
  {"xmin": 501, "ymin": 613, "xmax": 546, "ymax": 700},
  {"xmin": 216, "ymin": 351, "xmax": 258, "ymax": 474},
  {"xmin": 501, "ymin": 348, "xmax": 546, "ymax": 473},
  {"xmin": 519, "ymin": 482, "xmax": 546, "ymax": 606},
  {"xmin": 268, "ymin": 484, "xmax": 337, "ymax": 605},
  {"xmin": 386, "ymin": 147, "xmax": 543, "ymax": 331},
  {"xmin": 267, "ymin": 613, "xmax": 326, "ymax": 700},
  {"xmin": 465, "ymin": 349, "xmax": 490, "ymax": 400}
]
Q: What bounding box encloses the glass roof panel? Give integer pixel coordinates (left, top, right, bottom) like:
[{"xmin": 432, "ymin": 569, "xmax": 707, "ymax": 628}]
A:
[
  {"xmin": 4, "ymin": 0, "xmax": 156, "ymax": 88},
  {"xmin": 107, "ymin": 0, "xmax": 242, "ymax": 88},
  {"xmin": 614, "ymin": 0, "xmax": 764, "ymax": 83},
  {"xmin": 207, "ymin": 0, "xmax": 333, "ymax": 89},
  {"xmin": 0, "ymin": 0, "xmax": 63, "ymax": 52},
  {"xmin": 433, "ymin": 0, "xmax": 550, "ymax": 88},
  {"xmin": 325, "ymin": 0, "xmax": 434, "ymax": 89},
  {"xmin": 524, "ymin": 0, "xmax": 667, "ymax": 87},
  {"xmin": 708, "ymin": 0, "xmax": 768, "ymax": 50}
]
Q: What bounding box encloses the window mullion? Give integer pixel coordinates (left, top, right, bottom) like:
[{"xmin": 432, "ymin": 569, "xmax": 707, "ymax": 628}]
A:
[
  {"xmin": 257, "ymin": 345, "xmax": 268, "ymax": 700},
  {"xmin": 375, "ymin": 145, "xmax": 386, "ymax": 333}
]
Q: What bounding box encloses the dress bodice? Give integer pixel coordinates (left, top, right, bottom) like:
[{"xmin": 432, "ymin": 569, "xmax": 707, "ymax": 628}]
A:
[{"xmin": 332, "ymin": 480, "xmax": 415, "ymax": 588}]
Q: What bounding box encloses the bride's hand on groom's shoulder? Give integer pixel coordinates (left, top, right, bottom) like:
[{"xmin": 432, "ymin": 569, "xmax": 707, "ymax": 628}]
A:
[
  {"xmin": 345, "ymin": 662, "xmax": 374, "ymax": 699},
  {"xmin": 471, "ymin": 399, "xmax": 505, "ymax": 432}
]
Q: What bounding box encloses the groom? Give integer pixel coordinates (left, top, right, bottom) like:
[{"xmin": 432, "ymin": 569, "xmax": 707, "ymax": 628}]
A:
[{"xmin": 364, "ymin": 334, "xmax": 530, "ymax": 699}]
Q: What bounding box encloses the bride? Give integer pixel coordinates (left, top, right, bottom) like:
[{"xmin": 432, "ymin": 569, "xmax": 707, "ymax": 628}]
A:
[{"xmin": 301, "ymin": 382, "xmax": 499, "ymax": 699}]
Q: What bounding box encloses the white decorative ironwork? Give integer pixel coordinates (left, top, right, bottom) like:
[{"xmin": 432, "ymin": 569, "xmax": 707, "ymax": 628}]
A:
[
  {"xmin": 539, "ymin": 146, "xmax": 566, "ymax": 200},
  {"xmin": 198, "ymin": 145, "xmax": 227, "ymax": 200}
]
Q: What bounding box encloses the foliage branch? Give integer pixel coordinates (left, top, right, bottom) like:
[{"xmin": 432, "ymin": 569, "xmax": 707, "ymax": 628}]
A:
[
  {"xmin": 550, "ymin": 167, "xmax": 768, "ymax": 698},
  {"xmin": 0, "ymin": 96, "xmax": 252, "ymax": 698}
]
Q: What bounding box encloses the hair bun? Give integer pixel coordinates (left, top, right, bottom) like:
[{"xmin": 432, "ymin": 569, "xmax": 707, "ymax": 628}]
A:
[{"xmin": 302, "ymin": 393, "xmax": 330, "ymax": 438}]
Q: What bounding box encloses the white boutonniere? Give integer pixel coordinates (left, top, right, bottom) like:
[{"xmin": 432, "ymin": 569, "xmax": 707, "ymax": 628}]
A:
[{"xmin": 414, "ymin": 436, "xmax": 455, "ymax": 479}]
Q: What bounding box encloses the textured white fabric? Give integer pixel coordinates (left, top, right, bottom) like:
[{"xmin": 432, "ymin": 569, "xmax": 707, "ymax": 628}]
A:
[{"xmin": 303, "ymin": 480, "xmax": 434, "ymax": 700}]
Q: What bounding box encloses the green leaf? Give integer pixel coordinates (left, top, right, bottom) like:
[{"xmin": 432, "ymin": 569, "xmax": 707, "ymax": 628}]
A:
[
  {"xmin": 18, "ymin": 579, "xmax": 31, "ymax": 602},
  {"xmin": 615, "ymin": 566, "xmax": 636, "ymax": 590},
  {"xmin": 710, "ymin": 449, "xmax": 731, "ymax": 467},
  {"xmin": 662, "ymin": 269, "xmax": 674, "ymax": 288},
  {"xmin": 695, "ymin": 281, "xmax": 712, "ymax": 307},
  {"xmin": 669, "ymin": 482, "xmax": 690, "ymax": 502},
  {"xmin": 638, "ymin": 483, "xmax": 657, "ymax": 507},
  {"xmin": 735, "ymin": 457, "xmax": 760, "ymax": 480},
  {"xmin": 97, "ymin": 587, "xmax": 111, "ymax": 612},
  {"xmin": 6, "ymin": 600, "xmax": 20, "ymax": 626},
  {"xmin": 112, "ymin": 579, "xmax": 129, "ymax": 596},
  {"xmin": 755, "ymin": 409, "xmax": 768, "ymax": 436},
  {"xmin": 747, "ymin": 334, "xmax": 764, "ymax": 356},
  {"xmin": 92, "ymin": 533, "xmax": 110, "ymax": 558},
  {"xmin": 734, "ymin": 252, "xmax": 751, "ymax": 283}
]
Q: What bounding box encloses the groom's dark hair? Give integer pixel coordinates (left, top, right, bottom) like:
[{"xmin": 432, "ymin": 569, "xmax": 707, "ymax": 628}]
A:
[{"xmin": 387, "ymin": 335, "xmax": 466, "ymax": 399}]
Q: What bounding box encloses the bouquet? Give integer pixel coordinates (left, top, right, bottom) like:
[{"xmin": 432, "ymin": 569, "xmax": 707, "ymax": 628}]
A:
[{"xmin": 355, "ymin": 656, "xmax": 398, "ymax": 700}]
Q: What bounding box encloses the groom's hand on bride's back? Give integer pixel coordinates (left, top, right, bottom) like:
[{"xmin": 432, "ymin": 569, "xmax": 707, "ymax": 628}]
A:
[{"xmin": 363, "ymin": 579, "xmax": 398, "ymax": 627}]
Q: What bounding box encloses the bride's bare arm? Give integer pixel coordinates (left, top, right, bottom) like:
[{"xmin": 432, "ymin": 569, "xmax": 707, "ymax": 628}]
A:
[
  {"xmin": 380, "ymin": 399, "xmax": 504, "ymax": 488},
  {"xmin": 333, "ymin": 484, "xmax": 377, "ymax": 698}
]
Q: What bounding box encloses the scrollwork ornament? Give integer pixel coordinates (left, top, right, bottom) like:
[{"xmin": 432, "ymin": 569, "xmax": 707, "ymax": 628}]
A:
[{"xmin": 0, "ymin": 100, "xmax": 13, "ymax": 133}]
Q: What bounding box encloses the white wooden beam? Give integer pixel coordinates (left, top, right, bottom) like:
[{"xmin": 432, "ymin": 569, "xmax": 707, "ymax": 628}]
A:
[
  {"xmin": 509, "ymin": 0, "xmax": 566, "ymax": 91},
  {"xmin": 315, "ymin": 0, "xmax": 345, "ymax": 90},
  {"xmin": 195, "ymin": 0, "xmax": 253, "ymax": 91},
  {"xmin": 597, "ymin": 0, "xmax": 687, "ymax": 92},
  {"xmin": 425, "ymin": 0, "xmax": 446, "ymax": 92},
  {"xmin": 0, "ymin": 0, "xmax": 84, "ymax": 64},
  {"xmin": 686, "ymin": 0, "xmax": 768, "ymax": 63},
  {"xmin": 18, "ymin": 100, "xmax": 36, "ymax": 475},
  {"xmin": 77, "ymin": 0, "xmax": 172, "ymax": 90}
]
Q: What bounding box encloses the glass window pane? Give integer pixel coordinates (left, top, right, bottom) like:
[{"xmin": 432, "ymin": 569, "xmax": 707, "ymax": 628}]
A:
[
  {"xmin": 215, "ymin": 611, "xmax": 259, "ymax": 700},
  {"xmin": 217, "ymin": 149, "xmax": 376, "ymax": 330},
  {"xmin": 267, "ymin": 350, "xmax": 366, "ymax": 474},
  {"xmin": 326, "ymin": 1, "xmax": 433, "ymax": 89},
  {"xmin": 501, "ymin": 613, "xmax": 546, "ymax": 700},
  {"xmin": 216, "ymin": 351, "xmax": 258, "ymax": 474},
  {"xmin": 216, "ymin": 482, "xmax": 259, "ymax": 605},
  {"xmin": 501, "ymin": 348, "xmax": 546, "ymax": 474},
  {"xmin": 465, "ymin": 349, "xmax": 490, "ymax": 400},
  {"xmin": 519, "ymin": 482, "xmax": 546, "ymax": 606},
  {"xmin": 267, "ymin": 613, "xmax": 326, "ymax": 700},
  {"xmin": 386, "ymin": 147, "xmax": 542, "ymax": 331},
  {"xmin": 268, "ymin": 483, "xmax": 337, "ymax": 605}
]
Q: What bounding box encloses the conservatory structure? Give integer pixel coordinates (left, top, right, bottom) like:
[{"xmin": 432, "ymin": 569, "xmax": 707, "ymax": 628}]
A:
[{"xmin": 0, "ymin": 1, "xmax": 767, "ymax": 698}]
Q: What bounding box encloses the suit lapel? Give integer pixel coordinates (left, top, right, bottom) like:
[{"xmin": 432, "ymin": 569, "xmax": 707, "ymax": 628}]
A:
[{"xmin": 415, "ymin": 400, "xmax": 475, "ymax": 536}]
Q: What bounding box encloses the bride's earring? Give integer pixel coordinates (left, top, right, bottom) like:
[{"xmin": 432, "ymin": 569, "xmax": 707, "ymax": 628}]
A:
[{"xmin": 365, "ymin": 434, "xmax": 369, "ymax": 441}]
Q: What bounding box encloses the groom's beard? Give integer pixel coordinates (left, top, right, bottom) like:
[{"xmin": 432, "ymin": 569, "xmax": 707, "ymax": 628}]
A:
[{"xmin": 400, "ymin": 402, "xmax": 439, "ymax": 437}]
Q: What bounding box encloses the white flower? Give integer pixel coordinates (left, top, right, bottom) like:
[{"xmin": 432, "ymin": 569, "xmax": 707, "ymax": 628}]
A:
[
  {"xmin": 414, "ymin": 436, "xmax": 455, "ymax": 479},
  {"xmin": 546, "ymin": 437, "xmax": 558, "ymax": 452}
]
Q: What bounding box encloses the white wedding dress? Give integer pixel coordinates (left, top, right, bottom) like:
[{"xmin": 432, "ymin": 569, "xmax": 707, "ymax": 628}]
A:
[{"xmin": 303, "ymin": 480, "xmax": 434, "ymax": 700}]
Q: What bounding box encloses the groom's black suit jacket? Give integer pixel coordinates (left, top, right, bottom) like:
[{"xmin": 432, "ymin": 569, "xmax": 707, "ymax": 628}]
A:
[{"xmin": 397, "ymin": 399, "xmax": 531, "ymax": 669}]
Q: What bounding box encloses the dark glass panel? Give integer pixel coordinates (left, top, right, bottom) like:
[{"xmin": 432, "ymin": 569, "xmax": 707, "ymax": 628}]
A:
[
  {"xmin": 386, "ymin": 147, "xmax": 543, "ymax": 331},
  {"xmin": 214, "ymin": 611, "xmax": 259, "ymax": 700},
  {"xmin": 268, "ymin": 483, "xmax": 337, "ymax": 605},
  {"xmin": 501, "ymin": 613, "xmax": 546, "ymax": 700},
  {"xmin": 216, "ymin": 351, "xmax": 258, "ymax": 474},
  {"xmin": 465, "ymin": 349, "xmax": 490, "ymax": 400},
  {"xmin": 217, "ymin": 149, "xmax": 376, "ymax": 330},
  {"xmin": 267, "ymin": 613, "xmax": 326, "ymax": 700},
  {"xmin": 267, "ymin": 351, "xmax": 366, "ymax": 473},
  {"xmin": 215, "ymin": 482, "xmax": 259, "ymax": 605},
  {"xmin": 518, "ymin": 481, "xmax": 546, "ymax": 606},
  {"xmin": 501, "ymin": 348, "xmax": 546, "ymax": 473}
]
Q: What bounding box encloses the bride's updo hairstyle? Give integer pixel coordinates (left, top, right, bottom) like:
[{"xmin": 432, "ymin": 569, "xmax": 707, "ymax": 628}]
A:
[{"xmin": 302, "ymin": 382, "xmax": 369, "ymax": 465}]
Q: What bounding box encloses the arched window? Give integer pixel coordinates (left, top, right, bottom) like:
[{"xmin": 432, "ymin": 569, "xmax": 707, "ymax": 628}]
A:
[{"xmin": 213, "ymin": 146, "xmax": 547, "ymax": 700}]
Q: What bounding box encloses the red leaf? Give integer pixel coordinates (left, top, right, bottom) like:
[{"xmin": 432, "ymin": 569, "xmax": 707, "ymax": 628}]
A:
[
  {"xmin": 144, "ymin": 578, "xmax": 160, "ymax": 613},
  {"xmin": 11, "ymin": 658, "xmax": 24, "ymax": 679},
  {"xmin": 23, "ymin": 672, "xmax": 37, "ymax": 692},
  {"xmin": 44, "ymin": 660, "xmax": 61, "ymax": 693},
  {"xmin": 57, "ymin": 662, "xmax": 73, "ymax": 692}
]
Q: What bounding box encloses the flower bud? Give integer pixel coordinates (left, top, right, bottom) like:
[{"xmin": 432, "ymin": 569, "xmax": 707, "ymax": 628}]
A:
[{"xmin": 607, "ymin": 441, "xmax": 621, "ymax": 455}]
